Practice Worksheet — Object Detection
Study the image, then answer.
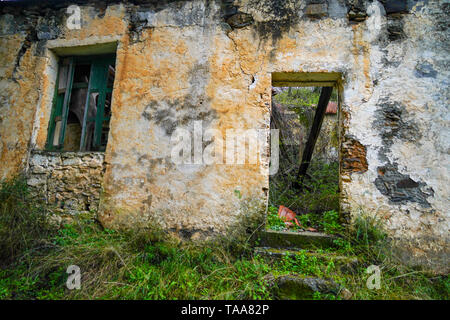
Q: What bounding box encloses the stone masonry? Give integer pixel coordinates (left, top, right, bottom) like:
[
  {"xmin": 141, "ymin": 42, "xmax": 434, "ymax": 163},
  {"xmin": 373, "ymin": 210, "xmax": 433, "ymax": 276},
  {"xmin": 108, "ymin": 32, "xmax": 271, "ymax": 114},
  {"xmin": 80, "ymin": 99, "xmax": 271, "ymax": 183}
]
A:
[{"xmin": 27, "ymin": 151, "xmax": 105, "ymax": 214}]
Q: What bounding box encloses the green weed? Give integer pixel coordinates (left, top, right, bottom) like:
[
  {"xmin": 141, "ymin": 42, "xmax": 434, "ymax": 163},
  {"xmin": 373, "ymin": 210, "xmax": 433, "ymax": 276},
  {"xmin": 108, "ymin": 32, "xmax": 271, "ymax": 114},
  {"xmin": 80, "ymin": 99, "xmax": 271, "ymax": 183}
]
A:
[{"xmin": 0, "ymin": 178, "xmax": 448, "ymax": 300}]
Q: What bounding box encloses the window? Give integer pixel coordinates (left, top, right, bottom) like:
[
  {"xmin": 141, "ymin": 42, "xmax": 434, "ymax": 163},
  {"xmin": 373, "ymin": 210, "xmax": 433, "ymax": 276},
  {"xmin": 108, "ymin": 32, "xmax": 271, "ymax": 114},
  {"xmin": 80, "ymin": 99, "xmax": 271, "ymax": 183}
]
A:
[{"xmin": 46, "ymin": 54, "xmax": 116, "ymax": 152}]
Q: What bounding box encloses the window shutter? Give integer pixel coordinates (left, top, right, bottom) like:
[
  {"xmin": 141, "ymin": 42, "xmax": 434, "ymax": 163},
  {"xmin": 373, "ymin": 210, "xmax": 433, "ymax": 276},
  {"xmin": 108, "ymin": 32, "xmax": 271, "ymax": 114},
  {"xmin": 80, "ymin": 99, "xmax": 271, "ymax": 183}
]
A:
[{"xmin": 57, "ymin": 57, "xmax": 75, "ymax": 148}]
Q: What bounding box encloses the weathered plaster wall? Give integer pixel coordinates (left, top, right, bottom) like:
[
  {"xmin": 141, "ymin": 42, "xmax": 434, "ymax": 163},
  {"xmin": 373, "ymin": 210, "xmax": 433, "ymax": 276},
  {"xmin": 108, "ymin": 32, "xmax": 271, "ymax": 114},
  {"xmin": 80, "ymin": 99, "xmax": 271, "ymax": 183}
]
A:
[
  {"xmin": 0, "ymin": 23, "xmax": 46, "ymax": 181},
  {"xmin": 338, "ymin": 1, "xmax": 450, "ymax": 272},
  {"xmin": 0, "ymin": 0, "xmax": 448, "ymax": 272}
]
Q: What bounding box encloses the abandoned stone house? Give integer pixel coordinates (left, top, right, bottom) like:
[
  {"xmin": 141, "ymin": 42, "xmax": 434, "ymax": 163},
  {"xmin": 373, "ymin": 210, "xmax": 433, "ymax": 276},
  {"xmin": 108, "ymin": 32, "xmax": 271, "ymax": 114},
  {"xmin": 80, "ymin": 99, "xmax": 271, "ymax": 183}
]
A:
[{"xmin": 0, "ymin": 0, "xmax": 448, "ymax": 272}]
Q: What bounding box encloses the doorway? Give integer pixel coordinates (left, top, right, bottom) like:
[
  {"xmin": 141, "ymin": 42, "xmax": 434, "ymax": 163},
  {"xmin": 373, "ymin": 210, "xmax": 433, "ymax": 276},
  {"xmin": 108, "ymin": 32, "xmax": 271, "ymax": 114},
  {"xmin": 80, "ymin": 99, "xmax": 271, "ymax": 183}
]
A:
[{"xmin": 268, "ymin": 79, "xmax": 341, "ymax": 234}]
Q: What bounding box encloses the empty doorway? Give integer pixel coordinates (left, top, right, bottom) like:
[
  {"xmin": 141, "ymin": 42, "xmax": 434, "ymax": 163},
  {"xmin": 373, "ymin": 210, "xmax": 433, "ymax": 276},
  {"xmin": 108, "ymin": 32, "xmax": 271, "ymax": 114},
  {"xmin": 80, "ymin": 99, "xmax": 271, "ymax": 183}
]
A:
[{"xmin": 268, "ymin": 73, "xmax": 341, "ymax": 234}]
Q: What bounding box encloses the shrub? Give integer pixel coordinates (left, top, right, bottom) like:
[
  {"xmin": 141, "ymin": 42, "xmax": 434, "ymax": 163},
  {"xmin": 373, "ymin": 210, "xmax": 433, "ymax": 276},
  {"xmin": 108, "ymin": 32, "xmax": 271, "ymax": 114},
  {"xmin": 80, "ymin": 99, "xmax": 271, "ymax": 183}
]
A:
[
  {"xmin": 266, "ymin": 206, "xmax": 285, "ymax": 231},
  {"xmin": 321, "ymin": 210, "xmax": 343, "ymax": 234}
]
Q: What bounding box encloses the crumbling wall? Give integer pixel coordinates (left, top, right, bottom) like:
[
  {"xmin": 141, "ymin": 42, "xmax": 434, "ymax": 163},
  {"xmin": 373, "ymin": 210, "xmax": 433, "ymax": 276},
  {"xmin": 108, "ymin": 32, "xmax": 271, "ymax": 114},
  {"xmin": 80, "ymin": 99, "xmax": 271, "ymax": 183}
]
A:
[
  {"xmin": 0, "ymin": 0, "xmax": 448, "ymax": 272},
  {"xmin": 339, "ymin": 0, "xmax": 449, "ymax": 272},
  {"xmin": 27, "ymin": 150, "xmax": 105, "ymax": 213}
]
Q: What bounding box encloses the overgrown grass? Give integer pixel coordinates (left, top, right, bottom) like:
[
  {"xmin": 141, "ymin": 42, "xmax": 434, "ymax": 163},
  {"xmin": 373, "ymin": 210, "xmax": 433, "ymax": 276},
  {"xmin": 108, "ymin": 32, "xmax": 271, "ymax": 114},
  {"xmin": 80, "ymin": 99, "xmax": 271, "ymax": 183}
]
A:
[
  {"xmin": 269, "ymin": 161, "xmax": 340, "ymax": 225},
  {"xmin": 0, "ymin": 213, "xmax": 274, "ymax": 300},
  {"xmin": 266, "ymin": 205, "xmax": 342, "ymax": 235},
  {"xmin": 0, "ymin": 179, "xmax": 448, "ymax": 300},
  {"xmin": 326, "ymin": 211, "xmax": 449, "ymax": 300},
  {"xmin": 0, "ymin": 179, "xmax": 272, "ymax": 300},
  {"xmin": 0, "ymin": 178, "xmax": 56, "ymax": 266}
]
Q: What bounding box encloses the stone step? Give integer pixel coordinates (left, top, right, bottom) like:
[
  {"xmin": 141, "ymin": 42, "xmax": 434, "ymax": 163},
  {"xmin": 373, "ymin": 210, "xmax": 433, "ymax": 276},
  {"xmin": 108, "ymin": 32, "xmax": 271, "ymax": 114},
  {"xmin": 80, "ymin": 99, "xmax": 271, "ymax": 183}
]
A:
[
  {"xmin": 264, "ymin": 273, "xmax": 353, "ymax": 300},
  {"xmin": 259, "ymin": 230, "xmax": 337, "ymax": 250},
  {"xmin": 254, "ymin": 247, "xmax": 359, "ymax": 273}
]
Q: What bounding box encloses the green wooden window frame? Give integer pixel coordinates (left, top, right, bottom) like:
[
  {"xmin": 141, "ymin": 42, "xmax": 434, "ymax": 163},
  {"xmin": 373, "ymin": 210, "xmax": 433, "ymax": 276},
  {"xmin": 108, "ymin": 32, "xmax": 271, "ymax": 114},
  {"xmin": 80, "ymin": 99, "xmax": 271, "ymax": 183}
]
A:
[{"xmin": 46, "ymin": 54, "xmax": 116, "ymax": 152}]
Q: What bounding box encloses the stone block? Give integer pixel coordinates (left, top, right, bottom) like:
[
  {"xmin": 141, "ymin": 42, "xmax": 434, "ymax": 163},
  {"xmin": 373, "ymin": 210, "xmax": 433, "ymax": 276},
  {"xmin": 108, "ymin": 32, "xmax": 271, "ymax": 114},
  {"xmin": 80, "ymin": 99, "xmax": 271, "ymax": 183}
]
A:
[
  {"xmin": 305, "ymin": 4, "xmax": 328, "ymax": 17},
  {"xmin": 31, "ymin": 165, "xmax": 47, "ymax": 174},
  {"xmin": 381, "ymin": 0, "xmax": 407, "ymax": 14},
  {"xmin": 259, "ymin": 230, "xmax": 337, "ymax": 249},
  {"xmin": 30, "ymin": 154, "xmax": 48, "ymax": 167},
  {"xmin": 268, "ymin": 274, "xmax": 341, "ymax": 299},
  {"xmin": 27, "ymin": 176, "xmax": 46, "ymax": 187},
  {"xmin": 254, "ymin": 247, "xmax": 360, "ymax": 273},
  {"xmin": 62, "ymin": 157, "xmax": 82, "ymax": 166}
]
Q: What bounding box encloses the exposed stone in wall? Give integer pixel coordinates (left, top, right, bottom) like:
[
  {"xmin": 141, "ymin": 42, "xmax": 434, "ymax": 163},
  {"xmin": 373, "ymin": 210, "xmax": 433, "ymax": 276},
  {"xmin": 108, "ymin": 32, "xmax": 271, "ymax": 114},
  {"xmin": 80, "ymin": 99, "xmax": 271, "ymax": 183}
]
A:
[
  {"xmin": 27, "ymin": 151, "xmax": 105, "ymax": 214},
  {"xmin": 371, "ymin": 99, "xmax": 433, "ymax": 207},
  {"xmin": 380, "ymin": 0, "xmax": 408, "ymax": 14},
  {"xmin": 225, "ymin": 12, "xmax": 253, "ymax": 29},
  {"xmin": 305, "ymin": 3, "xmax": 328, "ymax": 18},
  {"xmin": 415, "ymin": 61, "xmax": 438, "ymax": 79},
  {"xmin": 386, "ymin": 14, "xmax": 406, "ymax": 41},
  {"xmin": 341, "ymin": 136, "xmax": 368, "ymax": 174},
  {"xmin": 375, "ymin": 163, "xmax": 434, "ymax": 208},
  {"xmin": 373, "ymin": 100, "xmax": 421, "ymax": 156},
  {"xmin": 346, "ymin": 0, "xmax": 368, "ymax": 22},
  {"xmin": 230, "ymin": 0, "xmax": 306, "ymax": 42}
]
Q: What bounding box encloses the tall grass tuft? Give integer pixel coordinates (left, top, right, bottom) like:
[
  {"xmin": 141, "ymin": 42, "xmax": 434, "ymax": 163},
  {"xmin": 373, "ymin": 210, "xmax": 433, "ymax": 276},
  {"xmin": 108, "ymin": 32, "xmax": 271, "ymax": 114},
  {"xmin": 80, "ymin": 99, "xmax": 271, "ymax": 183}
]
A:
[{"xmin": 0, "ymin": 177, "xmax": 56, "ymax": 266}]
